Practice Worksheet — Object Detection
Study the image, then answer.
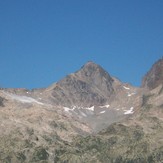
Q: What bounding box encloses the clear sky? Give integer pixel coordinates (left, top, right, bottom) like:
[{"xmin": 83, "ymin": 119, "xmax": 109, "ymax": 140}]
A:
[{"xmin": 0, "ymin": 0, "xmax": 163, "ymax": 89}]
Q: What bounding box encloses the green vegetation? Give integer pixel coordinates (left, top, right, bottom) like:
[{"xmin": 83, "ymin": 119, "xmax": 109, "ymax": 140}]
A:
[
  {"xmin": 50, "ymin": 120, "xmax": 67, "ymax": 131},
  {"xmin": 52, "ymin": 123, "xmax": 163, "ymax": 163},
  {"xmin": 32, "ymin": 147, "xmax": 49, "ymax": 162},
  {"xmin": 16, "ymin": 152, "xmax": 26, "ymax": 162},
  {"xmin": 0, "ymin": 120, "xmax": 162, "ymax": 163}
]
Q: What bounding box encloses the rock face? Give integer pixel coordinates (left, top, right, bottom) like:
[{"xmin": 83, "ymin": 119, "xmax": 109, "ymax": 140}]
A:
[
  {"xmin": 0, "ymin": 96, "xmax": 5, "ymax": 107},
  {"xmin": 47, "ymin": 62, "xmax": 114, "ymax": 107},
  {"xmin": 142, "ymin": 58, "xmax": 163, "ymax": 90}
]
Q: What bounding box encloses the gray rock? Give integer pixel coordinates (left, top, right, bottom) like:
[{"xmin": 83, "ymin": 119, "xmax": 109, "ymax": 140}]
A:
[
  {"xmin": 142, "ymin": 58, "xmax": 163, "ymax": 90},
  {"xmin": 47, "ymin": 62, "xmax": 115, "ymax": 107}
]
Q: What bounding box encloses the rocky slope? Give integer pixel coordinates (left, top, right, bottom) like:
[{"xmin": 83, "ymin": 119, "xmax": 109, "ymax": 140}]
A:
[
  {"xmin": 0, "ymin": 59, "xmax": 162, "ymax": 162},
  {"xmin": 53, "ymin": 84, "xmax": 163, "ymax": 163},
  {"xmin": 43, "ymin": 61, "xmax": 114, "ymax": 107},
  {"xmin": 142, "ymin": 58, "xmax": 163, "ymax": 90}
]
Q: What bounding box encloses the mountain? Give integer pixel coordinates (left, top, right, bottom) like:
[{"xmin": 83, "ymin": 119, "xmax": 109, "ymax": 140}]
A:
[
  {"xmin": 44, "ymin": 61, "xmax": 114, "ymax": 107},
  {"xmin": 0, "ymin": 59, "xmax": 163, "ymax": 162},
  {"xmin": 142, "ymin": 58, "xmax": 163, "ymax": 90},
  {"xmin": 40, "ymin": 61, "xmax": 140, "ymax": 132}
]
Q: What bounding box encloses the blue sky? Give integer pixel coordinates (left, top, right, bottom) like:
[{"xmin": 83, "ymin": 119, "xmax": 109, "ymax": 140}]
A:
[{"xmin": 0, "ymin": 0, "xmax": 163, "ymax": 89}]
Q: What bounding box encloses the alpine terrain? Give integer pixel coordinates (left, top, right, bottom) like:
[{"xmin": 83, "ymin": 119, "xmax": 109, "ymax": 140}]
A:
[{"xmin": 0, "ymin": 59, "xmax": 163, "ymax": 163}]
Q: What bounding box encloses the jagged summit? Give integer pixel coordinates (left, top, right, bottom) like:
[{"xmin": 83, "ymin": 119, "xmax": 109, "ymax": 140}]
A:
[
  {"xmin": 78, "ymin": 61, "xmax": 105, "ymax": 71},
  {"xmin": 76, "ymin": 61, "xmax": 112, "ymax": 81},
  {"xmin": 142, "ymin": 58, "xmax": 163, "ymax": 90},
  {"xmin": 75, "ymin": 61, "xmax": 114, "ymax": 91},
  {"xmin": 76, "ymin": 61, "xmax": 105, "ymax": 75},
  {"xmin": 45, "ymin": 61, "xmax": 115, "ymax": 107},
  {"xmin": 79, "ymin": 61, "xmax": 103, "ymax": 71}
]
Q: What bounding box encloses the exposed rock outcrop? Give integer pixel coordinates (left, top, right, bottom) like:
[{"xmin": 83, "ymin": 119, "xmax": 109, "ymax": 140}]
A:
[
  {"xmin": 47, "ymin": 62, "xmax": 115, "ymax": 107},
  {"xmin": 142, "ymin": 58, "xmax": 163, "ymax": 90}
]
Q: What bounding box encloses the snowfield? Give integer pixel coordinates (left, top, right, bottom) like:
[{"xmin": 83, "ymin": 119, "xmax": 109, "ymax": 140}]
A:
[
  {"xmin": 123, "ymin": 86, "xmax": 130, "ymax": 90},
  {"xmin": 63, "ymin": 106, "xmax": 95, "ymax": 112},
  {"xmin": 128, "ymin": 92, "xmax": 136, "ymax": 97},
  {"xmin": 100, "ymin": 104, "xmax": 110, "ymax": 108},
  {"xmin": 4, "ymin": 92, "xmax": 44, "ymax": 105},
  {"xmin": 124, "ymin": 107, "xmax": 134, "ymax": 115},
  {"xmin": 100, "ymin": 111, "xmax": 106, "ymax": 114}
]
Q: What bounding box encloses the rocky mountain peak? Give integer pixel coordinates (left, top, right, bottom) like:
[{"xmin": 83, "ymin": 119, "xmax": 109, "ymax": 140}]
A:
[
  {"xmin": 78, "ymin": 61, "xmax": 106, "ymax": 73},
  {"xmin": 46, "ymin": 61, "xmax": 115, "ymax": 107},
  {"xmin": 142, "ymin": 58, "xmax": 163, "ymax": 90},
  {"xmin": 79, "ymin": 61, "xmax": 103, "ymax": 72},
  {"xmin": 76, "ymin": 61, "xmax": 113, "ymax": 86}
]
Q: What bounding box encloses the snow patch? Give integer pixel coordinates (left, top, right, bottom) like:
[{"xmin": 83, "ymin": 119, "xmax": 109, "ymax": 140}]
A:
[
  {"xmin": 124, "ymin": 107, "xmax": 134, "ymax": 115},
  {"xmin": 5, "ymin": 93, "xmax": 43, "ymax": 105},
  {"xmin": 72, "ymin": 106, "xmax": 94, "ymax": 111},
  {"xmin": 86, "ymin": 106, "xmax": 94, "ymax": 111},
  {"xmin": 63, "ymin": 106, "xmax": 95, "ymax": 111},
  {"xmin": 100, "ymin": 111, "xmax": 105, "ymax": 114},
  {"xmin": 100, "ymin": 104, "xmax": 110, "ymax": 108},
  {"xmin": 63, "ymin": 107, "xmax": 71, "ymax": 112},
  {"xmin": 128, "ymin": 93, "xmax": 136, "ymax": 97},
  {"xmin": 123, "ymin": 86, "xmax": 130, "ymax": 90}
]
